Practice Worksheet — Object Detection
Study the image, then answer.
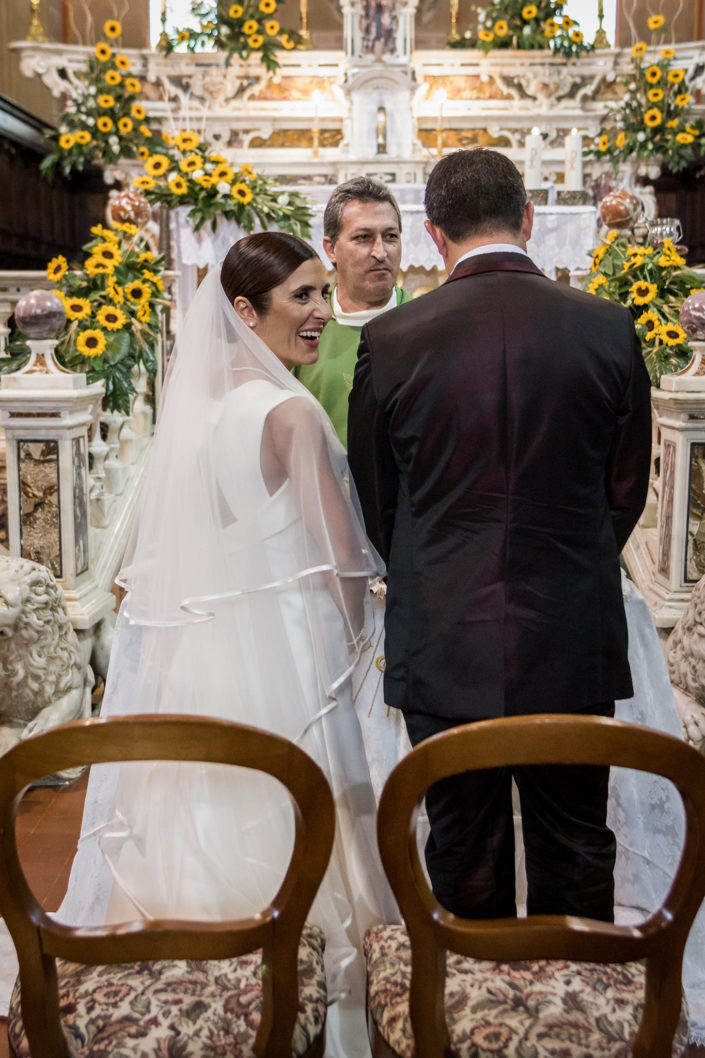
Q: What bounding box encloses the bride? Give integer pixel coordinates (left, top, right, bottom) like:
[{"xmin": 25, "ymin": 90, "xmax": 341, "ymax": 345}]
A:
[{"xmin": 56, "ymin": 232, "xmax": 397, "ymax": 1058}]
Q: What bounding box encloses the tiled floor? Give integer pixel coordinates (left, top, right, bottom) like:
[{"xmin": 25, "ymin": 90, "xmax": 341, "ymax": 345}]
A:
[{"xmin": 1, "ymin": 775, "xmax": 704, "ymax": 1058}]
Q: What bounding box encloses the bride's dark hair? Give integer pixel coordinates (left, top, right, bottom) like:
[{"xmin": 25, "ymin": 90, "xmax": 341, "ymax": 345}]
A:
[{"xmin": 221, "ymin": 232, "xmax": 318, "ymax": 313}]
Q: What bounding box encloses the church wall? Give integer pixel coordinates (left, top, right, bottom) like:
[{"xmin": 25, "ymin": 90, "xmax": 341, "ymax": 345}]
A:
[{"xmin": 616, "ymin": 0, "xmax": 703, "ymax": 45}]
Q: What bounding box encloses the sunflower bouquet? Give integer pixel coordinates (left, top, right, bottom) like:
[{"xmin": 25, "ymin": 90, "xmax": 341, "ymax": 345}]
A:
[
  {"xmin": 132, "ymin": 128, "xmax": 313, "ymax": 235},
  {"xmin": 585, "ymin": 14, "xmax": 705, "ymax": 174},
  {"xmin": 162, "ymin": 0, "xmax": 299, "ymax": 72},
  {"xmin": 583, "ymin": 229, "xmax": 703, "ymax": 382},
  {"xmin": 454, "ymin": 0, "xmax": 591, "ymax": 55},
  {"xmin": 40, "ymin": 20, "xmax": 156, "ymax": 181},
  {"xmin": 41, "ymin": 225, "xmax": 168, "ymax": 413}
]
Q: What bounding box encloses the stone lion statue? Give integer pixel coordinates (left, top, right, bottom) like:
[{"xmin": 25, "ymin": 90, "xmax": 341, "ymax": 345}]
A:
[
  {"xmin": 0, "ymin": 555, "xmax": 93, "ymax": 757},
  {"xmin": 666, "ymin": 575, "xmax": 705, "ymax": 751}
]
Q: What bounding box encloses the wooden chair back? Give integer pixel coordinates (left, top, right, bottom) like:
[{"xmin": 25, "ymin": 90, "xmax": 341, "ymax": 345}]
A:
[
  {"xmin": 0, "ymin": 714, "xmax": 335, "ymax": 1058},
  {"xmin": 376, "ymin": 713, "xmax": 705, "ymax": 1058}
]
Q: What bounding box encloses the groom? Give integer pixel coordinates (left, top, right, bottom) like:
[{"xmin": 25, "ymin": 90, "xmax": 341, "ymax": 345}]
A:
[{"xmin": 348, "ymin": 148, "xmax": 652, "ymax": 921}]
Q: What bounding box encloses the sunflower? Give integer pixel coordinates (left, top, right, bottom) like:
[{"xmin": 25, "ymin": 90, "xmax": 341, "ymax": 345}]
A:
[
  {"xmin": 240, "ymin": 162, "xmax": 256, "ymax": 179},
  {"xmin": 138, "ymin": 251, "xmax": 156, "ymax": 263},
  {"xmin": 644, "ymin": 65, "xmax": 662, "ymax": 84},
  {"xmin": 75, "ymin": 130, "xmax": 91, "ymax": 145},
  {"xmin": 139, "ymin": 124, "xmax": 152, "ymax": 139},
  {"xmin": 265, "ymin": 19, "xmax": 280, "ymax": 34},
  {"xmin": 229, "ymin": 3, "xmax": 244, "ymax": 15},
  {"xmin": 631, "ymin": 41, "xmax": 647, "ymax": 57},
  {"xmin": 168, "ymin": 175, "xmax": 189, "ymax": 195},
  {"xmin": 622, "ymin": 255, "xmax": 644, "ymax": 272},
  {"xmin": 668, "ymin": 68, "xmax": 686, "ymax": 84},
  {"xmin": 125, "ymin": 279, "xmax": 150, "ymax": 303},
  {"xmin": 522, "ymin": 4, "xmax": 538, "ymax": 18},
  {"xmin": 630, "ymin": 280, "xmax": 658, "ymax": 305},
  {"xmin": 97, "ymin": 305, "xmax": 127, "ymax": 330},
  {"xmin": 543, "ymin": 19, "xmax": 557, "ymax": 37},
  {"xmin": 118, "ymin": 117, "xmax": 134, "ymax": 134},
  {"xmin": 259, "ymin": 0, "xmax": 276, "ymax": 12},
  {"xmin": 242, "ymin": 19, "xmax": 259, "ymax": 34},
  {"xmin": 97, "ymin": 116, "xmax": 114, "ymax": 133},
  {"xmin": 605, "ymin": 230, "xmax": 619, "ymax": 243},
  {"xmin": 177, "ymin": 29, "xmax": 190, "ymax": 41},
  {"xmin": 90, "ymin": 224, "xmax": 117, "ymax": 242},
  {"xmin": 138, "ymin": 146, "xmax": 150, "ymax": 160},
  {"xmin": 115, "ymin": 54, "xmax": 131, "ymax": 71},
  {"xmin": 47, "ymin": 255, "xmax": 68, "ymax": 282},
  {"xmin": 231, "ymin": 182, "xmax": 254, "ymax": 204},
  {"xmin": 98, "ymin": 94, "xmax": 115, "ymax": 109},
  {"xmin": 195, "ymin": 174, "xmax": 216, "ymax": 188},
  {"xmin": 142, "ymin": 269, "xmax": 165, "ymax": 291},
  {"xmin": 587, "ymin": 275, "xmax": 607, "ymax": 295},
  {"xmin": 84, "ymin": 256, "xmax": 113, "ymax": 277},
  {"xmin": 124, "ymin": 77, "xmax": 142, "ymax": 93},
  {"xmin": 92, "ymin": 242, "xmax": 122, "ymax": 268},
  {"xmin": 59, "ymin": 132, "xmax": 76, "ymax": 150},
  {"xmin": 103, "ymin": 19, "xmax": 122, "ymax": 37},
  {"xmin": 615, "ymin": 131, "xmax": 626, "ymax": 148},
  {"xmin": 107, "ymin": 279, "xmax": 124, "ymax": 304},
  {"xmin": 137, "ymin": 301, "xmax": 151, "ymax": 324},
  {"xmin": 131, "ymin": 103, "xmax": 146, "ymax": 121},
  {"xmin": 597, "ymin": 134, "xmax": 609, "ymax": 152},
  {"xmin": 105, "ymin": 69, "xmax": 122, "ymax": 86},
  {"xmin": 94, "ymin": 42, "xmax": 112, "ymax": 61},
  {"xmin": 637, "ymin": 310, "xmax": 660, "ymax": 339},
  {"xmin": 570, "ymin": 29, "xmax": 583, "ymax": 43},
  {"xmin": 145, "ymin": 154, "xmax": 171, "ymax": 176},
  {"xmin": 644, "ymin": 108, "xmax": 663, "ymax": 127},
  {"xmin": 660, "ymin": 322, "xmax": 687, "ymax": 346},
  {"xmin": 213, "ymin": 163, "xmax": 235, "ymax": 182},
  {"xmin": 686, "ymin": 125, "xmax": 699, "ymax": 135},
  {"xmin": 675, "ymin": 93, "xmax": 692, "ymax": 107},
  {"xmin": 162, "ymin": 131, "xmax": 174, "ymax": 145},
  {"xmin": 658, "ymin": 239, "xmax": 686, "ymax": 267},
  {"xmin": 64, "ymin": 297, "xmax": 91, "ymax": 321},
  {"xmin": 133, "ymin": 175, "xmax": 156, "ymax": 190},
  {"xmin": 174, "ymin": 130, "xmax": 200, "ymax": 152},
  {"xmin": 647, "ymin": 88, "xmax": 664, "ymax": 103},
  {"xmin": 180, "ymin": 153, "xmax": 201, "ymax": 173},
  {"xmin": 666, "ymin": 118, "xmax": 679, "ymax": 128},
  {"xmin": 280, "ymin": 32, "xmax": 295, "ymax": 48},
  {"xmin": 660, "ymin": 47, "xmax": 675, "ymax": 59},
  {"xmin": 647, "ymin": 14, "xmax": 665, "ymax": 30},
  {"xmin": 478, "ymin": 28, "xmax": 494, "ymax": 41},
  {"xmin": 248, "ymin": 33, "xmax": 264, "ymax": 47},
  {"xmin": 113, "ymin": 221, "xmax": 138, "ymax": 235},
  {"xmin": 494, "ymin": 19, "xmax": 508, "ymax": 35},
  {"xmin": 76, "ymin": 329, "xmax": 107, "ymax": 358}
]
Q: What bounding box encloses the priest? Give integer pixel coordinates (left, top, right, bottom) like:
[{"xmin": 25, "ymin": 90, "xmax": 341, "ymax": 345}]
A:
[{"xmin": 297, "ymin": 176, "xmax": 410, "ymax": 446}]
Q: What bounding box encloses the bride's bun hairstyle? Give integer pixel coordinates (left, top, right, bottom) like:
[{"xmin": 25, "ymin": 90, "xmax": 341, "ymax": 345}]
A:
[{"xmin": 221, "ymin": 232, "xmax": 318, "ymax": 314}]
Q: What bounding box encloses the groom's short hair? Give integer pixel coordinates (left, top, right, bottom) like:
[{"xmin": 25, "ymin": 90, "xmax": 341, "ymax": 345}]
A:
[{"xmin": 425, "ymin": 149, "xmax": 527, "ymax": 243}]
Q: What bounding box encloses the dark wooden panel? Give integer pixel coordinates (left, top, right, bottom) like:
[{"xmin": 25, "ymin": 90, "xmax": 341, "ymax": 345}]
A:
[{"xmin": 645, "ymin": 161, "xmax": 705, "ymax": 267}]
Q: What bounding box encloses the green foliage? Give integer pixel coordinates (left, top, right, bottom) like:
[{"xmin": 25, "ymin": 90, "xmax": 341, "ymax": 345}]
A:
[
  {"xmin": 450, "ymin": 0, "xmax": 591, "ymax": 56},
  {"xmin": 161, "ymin": 0, "xmax": 300, "ymax": 73}
]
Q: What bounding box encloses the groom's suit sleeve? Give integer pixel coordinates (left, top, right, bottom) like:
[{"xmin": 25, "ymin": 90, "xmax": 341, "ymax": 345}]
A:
[{"xmin": 348, "ymin": 326, "xmax": 399, "ymax": 566}]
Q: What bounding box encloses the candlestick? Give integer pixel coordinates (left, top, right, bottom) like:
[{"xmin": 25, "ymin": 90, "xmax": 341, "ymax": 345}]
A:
[
  {"xmin": 157, "ymin": 0, "xmax": 170, "ymax": 51},
  {"xmin": 447, "ymin": 0, "xmax": 460, "ymax": 43},
  {"xmin": 298, "ymin": 0, "xmax": 312, "ymax": 49},
  {"xmin": 434, "ymin": 89, "xmax": 447, "ymax": 158},
  {"xmin": 524, "ymin": 127, "xmax": 543, "ymax": 189},
  {"xmin": 26, "ymin": 0, "xmax": 48, "ymax": 43},
  {"xmin": 564, "ymin": 128, "xmax": 583, "ymax": 191},
  {"xmin": 312, "ymin": 90, "xmax": 321, "ymax": 159},
  {"xmin": 593, "ymin": 0, "xmax": 610, "ymax": 48}
]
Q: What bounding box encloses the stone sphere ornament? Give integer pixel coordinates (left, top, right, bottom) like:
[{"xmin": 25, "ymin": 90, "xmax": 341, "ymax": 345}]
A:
[
  {"xmin": 599, "ymin": 188, "xmax": 642, "ymax": 230},
  {"xmin": 107, "ymin": 188, "xmax": 151, "ymax": 228},
  {"xmin": 14, "ymin": 290, "xmax": 66, "ymax": 338},
  {"xmin": 680, "ymin": 291, "xmax": 705, "ymax": 340}
]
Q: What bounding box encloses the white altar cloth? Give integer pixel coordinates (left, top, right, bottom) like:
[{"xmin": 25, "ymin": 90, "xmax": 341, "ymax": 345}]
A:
[{"xmin": 170, "ymin": 187, "xmax": 597, "ymax": 332}]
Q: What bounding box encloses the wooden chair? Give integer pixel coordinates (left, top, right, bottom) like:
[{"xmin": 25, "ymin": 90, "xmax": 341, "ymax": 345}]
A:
[
  {"xmin": 0, "ymin": 714, "xmax": 335, "ymax": 1058},
  {"xmin": 365, "ymin": 714, "xmax": 705, "ymax": 1058}
]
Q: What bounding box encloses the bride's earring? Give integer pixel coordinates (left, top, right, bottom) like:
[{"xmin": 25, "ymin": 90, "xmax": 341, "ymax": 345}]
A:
[{"xmin": 249, "ymin": 322, "xmax": 255, "ymax": 328}]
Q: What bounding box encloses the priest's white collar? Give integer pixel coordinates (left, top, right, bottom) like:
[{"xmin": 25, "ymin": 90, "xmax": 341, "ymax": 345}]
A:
[
  {"xmin": 452, "ymin": 243, "xmax": 529, "ymax": 274},
  {"xmin": 332, "ymin": 286, "xmax": 398, "ymax": 328}
]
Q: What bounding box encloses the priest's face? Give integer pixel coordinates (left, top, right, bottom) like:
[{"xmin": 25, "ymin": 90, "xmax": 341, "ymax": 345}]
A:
[
  {"xmin": 239, "ymin": 257, "xmax": 332, "ymax": 371},
  {"xmin": 323, "ymin": 200, "xmax": 402, "ymax": 312}
]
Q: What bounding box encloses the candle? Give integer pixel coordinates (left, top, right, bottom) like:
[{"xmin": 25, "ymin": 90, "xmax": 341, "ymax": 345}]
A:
[
  {"xmin": 564, "ymin": 128, "xmax": 583, "ymax": 191},
  {"xmin": 524, "ymin": 127, "xmax": 542, "ymax": 189},
  {"xmin": 433, "ymin": 89, "xmax": 447, "ymax": 158}
]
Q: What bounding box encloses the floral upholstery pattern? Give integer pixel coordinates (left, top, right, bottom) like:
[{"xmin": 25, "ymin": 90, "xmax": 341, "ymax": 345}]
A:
[
  {"xmin": 364, "ymin": 924, "xmax": 689, "ymax": 1057},
  {"xmin": 8, "ymin": 923, "xmax": 326, "ymax": 1058}
]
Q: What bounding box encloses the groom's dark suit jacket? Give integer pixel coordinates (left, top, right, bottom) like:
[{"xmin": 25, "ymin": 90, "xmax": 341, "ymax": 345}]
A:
[{"xmin": 348, "ymin": 252, "xmax": 652, "ymax": 722}]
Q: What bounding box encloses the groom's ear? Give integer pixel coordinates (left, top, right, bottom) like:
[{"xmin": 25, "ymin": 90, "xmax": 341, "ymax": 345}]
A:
[{"xmin": 424, "ymin": 220, "xmax": 448, "ymax": 259}]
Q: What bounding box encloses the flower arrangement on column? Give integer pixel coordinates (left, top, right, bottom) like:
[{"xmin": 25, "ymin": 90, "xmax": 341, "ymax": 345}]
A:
[
  {"xmin": 162, "ymin": 0, "xmax": 300, "ymax": 72},
  {"xmin": 584, "ymin": 14, "xmax": 705, "ymax": 174},
  {"xmin": 583, "ymin": 230, "xmax": 704, "ymax": 382},
  {"xmin": 450, "ymin": 0, "xmax": 591, "ymax": 55},
  {"xmin": 40, "ymin": 20, "xmax": 156, "ymax": 180},
  {"xmin": 133, "ymin": 129, "xmax": 314, "ymax": 235},
  {"xmin": 43, "ymin": 225, "xmax": 168, "ymax": 413}
]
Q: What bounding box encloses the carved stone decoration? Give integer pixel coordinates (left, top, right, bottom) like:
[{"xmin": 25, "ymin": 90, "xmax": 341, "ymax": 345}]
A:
[
  {"xmin": 0, "ymin": 555, "xmax": 93, "ymax": 758},
  {"xmin": 667, "ymin": 581, "xmax": 705, "ymax": 751}
]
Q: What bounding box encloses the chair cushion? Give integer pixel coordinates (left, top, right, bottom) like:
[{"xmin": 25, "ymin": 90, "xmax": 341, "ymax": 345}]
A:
[
  {"xmin": 364, "ymin": 923, "xmax": 689, "ymax": 1058},
  {"xmin": 8, "ymin": 923, "xmax": 326, "ymax": 1058}
]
